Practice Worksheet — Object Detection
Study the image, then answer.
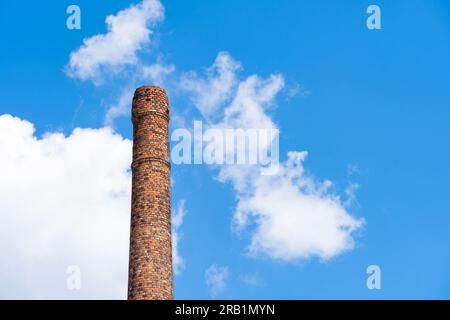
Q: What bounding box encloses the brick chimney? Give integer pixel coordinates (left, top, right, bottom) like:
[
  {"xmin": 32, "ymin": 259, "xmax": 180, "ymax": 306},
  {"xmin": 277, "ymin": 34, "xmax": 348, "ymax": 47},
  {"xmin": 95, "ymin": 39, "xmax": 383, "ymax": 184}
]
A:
[{"xmin": 128, "ymin": 86, "xmax": 173, "ymax": 300}]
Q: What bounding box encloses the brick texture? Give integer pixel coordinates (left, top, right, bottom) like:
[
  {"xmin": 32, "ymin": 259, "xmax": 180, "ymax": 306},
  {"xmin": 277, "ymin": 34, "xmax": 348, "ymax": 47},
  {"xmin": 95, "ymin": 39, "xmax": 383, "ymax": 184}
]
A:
[{"xmin": 127, "ymin": 86, "xmax": 173, "ymax": 300}]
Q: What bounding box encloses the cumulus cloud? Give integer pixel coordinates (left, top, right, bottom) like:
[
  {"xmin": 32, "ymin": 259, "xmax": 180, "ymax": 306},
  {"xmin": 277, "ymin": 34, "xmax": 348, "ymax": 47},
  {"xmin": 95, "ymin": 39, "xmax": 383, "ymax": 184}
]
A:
[
  {"xmin": 66, "ymin": 0, "xmax": 175, "ymax": 125},
  {"xmin": 172, "ymin": 200, "xmax": 186, "ymax": 276},
  {"xmin": 0, "ymin": 114, "xmax": 132, "ymax": 299},
  {"xmin": 205, "ymin": 265, "xmax": 229, "ymax": 297},
  {"xmin": 181, "ymin": 53, "xmax": 364, "ymax": 262},
  {"xmin": 235, "ymin": 152, "xmax": 363, "ymax": 261},
  {"xmin": 66, "ymin": 0, "xmax": 164, "ymax": 83}
]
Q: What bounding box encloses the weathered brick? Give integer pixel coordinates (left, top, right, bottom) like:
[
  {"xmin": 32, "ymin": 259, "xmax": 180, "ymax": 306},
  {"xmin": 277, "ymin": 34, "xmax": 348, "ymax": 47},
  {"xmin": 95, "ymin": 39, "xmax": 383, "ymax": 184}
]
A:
[{"xmin": 127, "ymin": 86, "xmax": 173, "ymax": 300}]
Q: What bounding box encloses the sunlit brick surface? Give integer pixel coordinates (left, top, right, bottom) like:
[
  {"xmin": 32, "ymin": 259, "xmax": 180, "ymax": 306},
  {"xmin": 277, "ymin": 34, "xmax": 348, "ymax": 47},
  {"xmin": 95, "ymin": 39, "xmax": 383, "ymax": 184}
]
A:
[{"xmin": 128, "ymin": 86, "xmax": 173, "ymax": 300}]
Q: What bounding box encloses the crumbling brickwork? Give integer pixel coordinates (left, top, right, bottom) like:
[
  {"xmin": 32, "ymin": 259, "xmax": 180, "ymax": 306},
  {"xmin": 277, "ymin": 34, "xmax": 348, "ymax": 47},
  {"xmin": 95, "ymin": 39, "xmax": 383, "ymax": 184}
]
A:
[{"xmin": 128, "ymin": 86, "xmax": 173, "ymax": 300}]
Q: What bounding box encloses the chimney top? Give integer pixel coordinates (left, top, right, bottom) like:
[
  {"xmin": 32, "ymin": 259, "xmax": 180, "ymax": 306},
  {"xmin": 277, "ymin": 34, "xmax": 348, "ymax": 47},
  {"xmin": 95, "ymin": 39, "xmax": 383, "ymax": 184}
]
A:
[
  {"xmin": 134, "ymin": 85, "xmax": 167, "ymax": 97},
  {"xmin": 132, "ymin": 85, "xmax": 170, "ymax": 122}
]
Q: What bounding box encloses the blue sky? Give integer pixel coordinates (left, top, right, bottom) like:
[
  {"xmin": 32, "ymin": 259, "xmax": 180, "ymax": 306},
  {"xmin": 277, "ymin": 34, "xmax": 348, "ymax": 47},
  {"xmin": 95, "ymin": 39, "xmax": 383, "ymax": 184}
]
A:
[{"xmin": 0, "ymin": 0, "xmax": 450, "ymax": 299}]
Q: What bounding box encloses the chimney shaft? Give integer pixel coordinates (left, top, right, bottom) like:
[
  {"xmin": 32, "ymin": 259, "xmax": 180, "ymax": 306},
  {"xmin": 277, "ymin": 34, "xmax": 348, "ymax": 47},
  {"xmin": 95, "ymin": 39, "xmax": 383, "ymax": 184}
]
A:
[{"xmin": 128, "ymin": 86, "xmax": 173, "ymax": 300}]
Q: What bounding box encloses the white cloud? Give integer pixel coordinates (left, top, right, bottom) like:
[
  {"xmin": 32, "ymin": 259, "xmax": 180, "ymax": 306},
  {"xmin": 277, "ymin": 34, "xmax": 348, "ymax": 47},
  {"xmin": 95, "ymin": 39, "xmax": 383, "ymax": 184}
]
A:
[
  {"xmin": 205, "ymin": 265, "xmax": 229, "ymax": 297},
  {"xmin": 235, "ymin": 152, "xmax": 364, "ymax": 261},
  {"xmin": 180, "ymin": 52, "xmax": 241, "ymax": 119},
  {"xmin": 142, "ymin": 63, "xmax": 175, "ymax": 85},
  {"xmin": 66, "ymin": 0, "xmax": 174, "ymax": 125},
  {"xmin": 66, "ymin": 0, "xmax": 164, "ymax": 83},
  {"xmin": 0, "ymin": 114, "xmax": 132, "ymax": 299},
  {"xmin": 172, "ymin": 200, "xmax": 186, "ymax": 276},
  {"xmin": 216, "ymin": 74, "xmax": 284, "ymax": 190},
  {"xmin": 222, "ymin": 74, "xmax": 283, "ymax": 131},
  {"xmin": 181, "ymin": 53, "xmax": 364, "ymax": 262}
]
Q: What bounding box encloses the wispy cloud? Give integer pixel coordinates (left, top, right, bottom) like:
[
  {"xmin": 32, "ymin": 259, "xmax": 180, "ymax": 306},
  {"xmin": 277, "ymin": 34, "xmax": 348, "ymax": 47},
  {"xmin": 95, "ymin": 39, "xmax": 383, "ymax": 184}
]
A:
[
  {"xmin": 143, "ymin": 62, "xmax": 176, "ymax": 86},
  {"xmin": 285, "ymin": 83, "xmax": 311, "ymax": 100},
  {"xmin": 347, "ymin": 163, "xmax": 360, "ymax": 177},
  {"xmin": 205, "ymin": 265, "xmax": 230, "ymax": 297},
  {"xmin": 344, "ymin": 183, "xmax": 360, "ymax": 208},
  {"xmin": 172, "ymin": 200, "xmax": 186, "ymax": 276},
  {"xmin": 104, "ymin": 87, "xmax": 134, "ymax": 126},
  {"xmin": 180, "ymin": 52, "xmax": 241, "ymax": 119},
  {"xmin": 241, "ymin": 273, "xmax": 264, "ymax": 287}
]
